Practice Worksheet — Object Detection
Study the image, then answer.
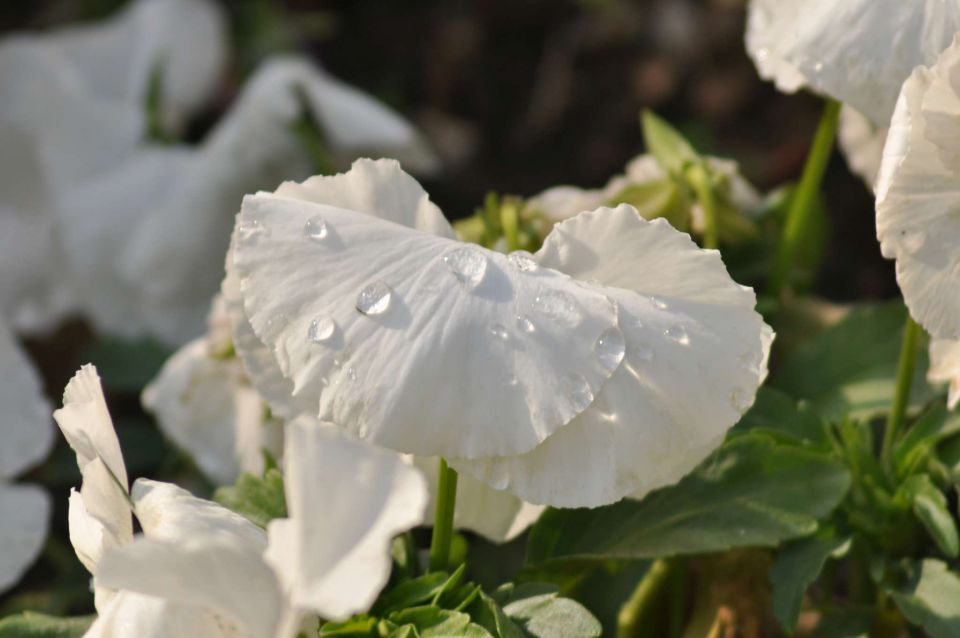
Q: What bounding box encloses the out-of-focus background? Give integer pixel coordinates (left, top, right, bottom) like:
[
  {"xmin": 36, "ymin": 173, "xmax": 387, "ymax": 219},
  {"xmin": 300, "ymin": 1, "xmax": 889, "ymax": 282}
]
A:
[{"xmin": 0, "ymin": 0, "xmax": 889, "ymax": 623}]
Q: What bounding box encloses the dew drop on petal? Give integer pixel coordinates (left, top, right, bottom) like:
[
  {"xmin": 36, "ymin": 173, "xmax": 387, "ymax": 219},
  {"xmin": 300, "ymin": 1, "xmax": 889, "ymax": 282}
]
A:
[
  {"xmin": 516, "ymin": 314, "xmax": 536, "ymax": 333},
  {"xmin": 508, "ymin": 250, "xmax": 538, "ymax": 272},
  {"xmin": 238, "ymin": 219, "xmax": 269, "ymax": 243},
  {"xmin": 443, "ymin": 247, "xmax": 488, "ymax": 287},
  {"xmin": 730, "ymin": 388, "xmax": 752, "ymax": 412},
  {"xmin": 307, "ymin": 316, "xmax": 336, "ymax": 343},
  {"xmin": 347, "ymin": 367, "xmax": 357, "ymax": 381},
  {"xmin": 532, "ymin": 289, "xmax": 581, "ymax": 326},
  {"xmin": 665, "ymin": 324, "xmax": 690, "ymax": 345},
  {"xmin": 356, "ymin": 281, "xmax": 392, "ymax": 315},
  {"xmin": 564, "ymin": 374, "xmax": 594, "ymax": 412},
  {"xmin": 595, "ymin": 326, "xmax": 626, "ymax": 371},
  {"xmin": 303, "ymin": 216, "xmax": 328, "ymax": 241},
  {"xmin": 632, "ymin": 343, "xmax": 654, "ymax": 362},
  {"xmin": 490, "ymin": 324, "xmax": 509, "ymax": 341}
]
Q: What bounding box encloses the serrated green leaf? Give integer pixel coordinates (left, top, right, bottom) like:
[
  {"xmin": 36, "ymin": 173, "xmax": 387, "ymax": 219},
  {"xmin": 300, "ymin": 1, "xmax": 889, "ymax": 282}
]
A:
[
  {"xmin": 387, "ymin": 607, "xmax": 493, "ymax": 638},
  {"xmin": 769, "ymin": 527, "xmax": 851, "ymax": 633},
  {"xmin": 0, "ymin": 612, "xmax": 93, "ymax": 638},
  {"xmin": 902, "ymin": 475, "xmax": 959, "ymax": 558},
  {"xmin": 890, "ymin": 559, "xmax": 960, "ymax": 638},
  {"xmin": 491, "ymin": 584, "xmax": 601, "ymax": 638},
  {"xmin": 773, "ymin": 301, "xmax": 931, "ymax": 421},
  {"xmin": 213, "ymin": 468, "xmax": 286, "ymax": 528},
  {"xmin": 526, "ymin": 435, "xmax": 850, "ymax": 564},
  {"xmin": 373, "ymin": 572, "xmax": 452, "ymax": 616},
  {"xmin": 386, "ymin": 625, "xmax": 420, "ymax": 638},
  {"xmin": 732, "ymin": 386, "xmax": 829, "ymax": 447}
]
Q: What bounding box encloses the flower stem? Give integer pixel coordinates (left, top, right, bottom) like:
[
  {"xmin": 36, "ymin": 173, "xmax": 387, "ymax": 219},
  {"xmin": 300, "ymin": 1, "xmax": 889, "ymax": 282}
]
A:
[
  {"xmin": 618, "ymin": 558, "xmax": 678, "ymax": 638},
  {"xmin": 501, "ymin": 199, "xmax": 521, "ymax": 252},
  {"xmin": 428, "ymin": 458, "xmax": 459, "ymax": 572},
  {"xmin": 688, "ymin": 162, "xmax": 719, "ymax": 250},
  {"xmin": 881, "ymin": 315, "xmax": 922, "ymax": 475},
  {"xmin": 769, "ymin": 99, "xmax": 841, "ymax": 295}
]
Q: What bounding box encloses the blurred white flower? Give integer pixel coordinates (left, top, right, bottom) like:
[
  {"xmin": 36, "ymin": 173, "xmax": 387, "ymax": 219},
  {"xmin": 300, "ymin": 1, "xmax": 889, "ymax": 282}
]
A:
[
  {"xmin": 62, "ymin": 57, "xmax": 439, "ymax": 346},
  {"xmin": 928, "ymin": 339, "xmax": 960, "ymax": 410},
  {"xmin": 0, "ymin": 319, "xmax": 53, "ymax": 594},
  {"xmin": 0, "ymin": 0, "xmax": 226, "ymax": 333},
  {"xmin": 876, "ymin": 35, "xmax": 960, "ymax": 340},
  {"xmin": 230, "ymin": 159, "xmax": 771, "ymax": 507},
  {"xmin": 56, "ymin": 366, "xmax": 427, "ymax": 636},
  {"xmin": 746, "ymin": 0, "xmax": 960, "ymax": 126},
  {"xmin": 837, "ymin": 107, "xmax": 887, "ymax": 190}
]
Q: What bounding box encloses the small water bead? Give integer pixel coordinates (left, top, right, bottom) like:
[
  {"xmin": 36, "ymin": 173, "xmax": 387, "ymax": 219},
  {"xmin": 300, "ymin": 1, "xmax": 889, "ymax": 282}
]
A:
[
  {"xmin": 307, "ymin": 316, "xmax": 336, "ymax": 344},
  {"xmin": 565, "ymin": 374, "xmax": 594, "ymax": 412},
  {"xmin": 532, "ymin": 289, "xmax": 581, "ymax": 327},
  {"xmin": 490, "ymin": 324, "xmax": 509, "ymax": 341},
  {"xmin": 595, "ymin": 326, "xmax": 626, "ymax": 371},
  {"xmin": 632, "ymin": 343, "xmax": 654, "ymax": 362},
  {"xmin": 356, "ymin": 281, "xmax": 392, "ymax": 315},
  {"xmin": 665, "ymin": 324, "xmax": 690, "ymax": 345},
  {"xmin": 346, "ymin": 367, "xmax": 357, "ymax": 381},
  {"xmin": 516, "ymin": 314, "xmax": 536, "ymax": 333},
  {"xmin": 508, "ymin": 251, "xmax": 538, "ymax": 272},
  {"xmin": 303, "ymin": 216, "xmax": 328, "ymax": 241},
  {"xmin": 443, "ymin": 247, "xmax": 488, "ymax": 287},
  {"xmin": 237, "ymin": 219, "xmax": 268, "ymax": 242}
]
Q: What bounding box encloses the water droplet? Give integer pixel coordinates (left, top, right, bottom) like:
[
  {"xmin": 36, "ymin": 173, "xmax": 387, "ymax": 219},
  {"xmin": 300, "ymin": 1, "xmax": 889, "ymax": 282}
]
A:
[
  {"xmin": 508, "ymin": 250, "xmax": 538, "ymax": 272},
  {"xmin": 503, "ymin": 374, "xmax": 518, "ymax": 386},
  {"xmin": 238, "ymin": 219, "xmax": 269, "ymax": 243},
  {"xmin": 356, "ymin": 281, "xmax": 392, "ymax": 315},
  {"xmin": 516, "ymin": 314, "xmax": 536, "ymax": 333},
  {"xmin": 632, "ymin": 343, "xmax": 654, "ymax": 362},
  {"xmin": 490, "ymin": 324, "xmax": 509, "ymax": 340},
  {"xmin": 346, "ymin": 367, "xmax": 357, "ymax": 381},
  {"xmin": 565, "ymin": 374, "xmax": 594, "ymax": 412},
  {"xmin": 665, "ymin": 324, "xmax": 690, "ymax": 345},
  {"xmin": 304, "ymin": 216, "xmax": 328, "ymax": 241},
  {"xmin": 901, "ymin": 229, "xmax": 925, "ymax": 254},
  {"xmin": 307, "ymin": 316, "xmax": 336, "ymax": 343},
  {"xmin": 730, "ymin": 388, "xmax": 752, "ymax": 412},
  {"xmin": 648, "ymin": 295, "xmax": 668, "ymax": 310},
  {"xmin": 443, "ymin": 247, "xmax": 488, "ymax": 287},
  {"xmin": 532, "ymin": 289, "xmax": 581, "ymax": 326},
  {"xmin": 595, "ymin": 326, "xmax": 626, "ymax": 371}
]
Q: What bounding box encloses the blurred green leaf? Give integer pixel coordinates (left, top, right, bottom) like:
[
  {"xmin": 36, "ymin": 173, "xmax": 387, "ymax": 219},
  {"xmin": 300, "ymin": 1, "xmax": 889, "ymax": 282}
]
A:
[
  {"xmin": 81, "ymin": 336, "xmax": 171, "ymax": 393},
  {"xmin": 490, "ymin": 583, "xmax": 601, "ymax": 638},
  {"xmin": 386, "ymin": 607, "xmax": 492, "ymax": 638},
  {"xmin": 0, "ymin": 612, "xmax": 93, "ymax": 638},
  {"xmin": 606, "ymin": 179, "xmax": 691, "ymax": 231},
  {"xmin": 212, "ymin": 468, "xmax": 286, "ymax": 528},
  {"xmin": 895, "ymin": 405, "xmax": 960, "ymax": 478},
  {"xmin": 641, "ymin": 110, "xmax": 699, "ymax": 176},
  {"xmin": 374, "ymin": 568, "xmax": 461, "ymax": 616},
  {"xmin": 890, "ymin": 559, "xmax": 960, "ymax": 638},
  {"xmin": 732, "ymin": 386, "xmax": 829, "ymax": 448},
  {"xmin": 901, "ymin": 474, "xmax": 959, "ymax": 558}
]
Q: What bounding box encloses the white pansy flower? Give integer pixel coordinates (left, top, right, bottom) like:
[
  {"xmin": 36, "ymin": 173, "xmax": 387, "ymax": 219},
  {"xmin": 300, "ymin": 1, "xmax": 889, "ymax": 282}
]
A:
[
  {"xmin": 62, "ymin": 56, "xmax": 438, "ymax": 346},
  {"xmin": 877, "ymin": 35, "xmax": 960, "ymax": 340},
  {"xmin": 231, "ymin": 158, "xmax": 771, "ymax": 507},
  {"xmin": 929, "ymin": 339, "xmax": 960, "ymax": 410},
  {"xmin": 0, "ymin": 319, "xmax": 53, "ymax": 593},
  {"xmin": 838, "ymin": 106, "xmax": 887, "ymax": 190},
  {"xmin": 745, "ymin": 0, "xmax": 960, "ymax": 126}
]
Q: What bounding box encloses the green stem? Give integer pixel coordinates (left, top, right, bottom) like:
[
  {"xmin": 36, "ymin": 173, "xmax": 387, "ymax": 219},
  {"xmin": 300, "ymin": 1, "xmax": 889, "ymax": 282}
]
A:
[
  {"xmin": 428, "ymin": 458, "xmax": 459, "ymax": 572},
  {"xmin": 617, "ymin": 559, "xmax": 676, "ymax": 638},
  {"xmin": 881, "ymin": 315, "xmax": 922, "ymax": 475},
  {"xmin": 501, "ymin": 199, "xmax": 521, "ymax": 252},
  {"xmin": 769, "ymin": 99, "xmax": 841, "ymax": 294},
  {"xmin": 688, "ymin": 162, "xmax": 719, "ymax": 250}
]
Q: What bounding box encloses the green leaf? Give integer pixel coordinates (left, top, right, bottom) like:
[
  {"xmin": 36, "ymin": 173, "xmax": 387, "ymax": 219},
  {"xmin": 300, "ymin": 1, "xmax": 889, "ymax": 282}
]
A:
[
  {"xmin": 212, "ymin": 468, "xmax": 286, "ymax": 528},
  {"xmin": 466, "ymin": 592, "xmax": 525, "ymax": 638},
  {"xmin": 606, "ymin": 179, "xmax": 691, "ymax": 231},
  {"xmin": 890, "ymin": 559, "xmax": 960, "ymax": 638},
  {"xmin": 902, "ymin": 474, "xmax": 959, "ymax": 558},
  {"xmin": 773, "ymin": 301, "xmax": 932, "ymax": 421},
  {"xmin": 0, "ymin": 612, "xmax": 93, "ymax": 638},
  {"xmin": 769, "ymin": 527, "xmax": 851, "ymax": 633},
  {"xmin": 386, "ymin": 626, "xmax": 420, "ymax": 638},
  {"xmin": 641, "ymin": 110, "xmax": 700, "ymax": 176},
  {"xmin": 526, "ymin": 435, "xmax": 850, "ymax": 564},
  {"xmin": 373, "ymin": 572, "xmax": 453, "ymax": 616},
  {"xmin": 491, "ymin": 584, "xmax": 602, "ymax": 638},
  {"xmin": 386, "ymin": 607, "xmax": 493, "ymax": 638},
  {"xmin": 319, "ymin": 615, "xmax": 380, "ymax": 637},
  {"xmin": 732, "ymin": 386, "xmax": 829, "ymax": 447},
  {"xmin": 894, "ymin": 404, "xmax": 960, "ymax": 477}
]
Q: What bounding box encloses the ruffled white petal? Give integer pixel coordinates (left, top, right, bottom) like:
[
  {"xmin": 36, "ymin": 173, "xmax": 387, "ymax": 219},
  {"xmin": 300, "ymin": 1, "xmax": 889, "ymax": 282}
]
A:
[
  {"xmin": 838, "ymin": 106, "xmax": 887, "ymax": 190},
  {"xmin": 876, "ymin": 36, "xmax": 960, "ymax": 339},
  {"xmin": 142, "ymin": 338, "xmax": 282, "ymax": 485},
  {"xmin": 928, "ymin": 338, "xmax": 960, "ymax": 410},
  {"xmin": 746, "ymin": 0, "xmax": 960, "ymax": 126},
  {"xmin": 234, "ymin": 161, "xmax": 619, "ymax": 458},
  {"xmin": 454, "ymin": 206, "xmax": 770, "ymax": 506},
  {"xmin": 83, "ymin": 590, "xmax": 242, "ymax": 638},
  {"xmin": 265, "ymin": 418, "xmax": 427, "ymax": 621},
  {"xmin": 0, "ymin": 318, "xmax": 53, "ymax": 479},
  {"xmin": 0, "ymin": 484, "xmax": 49, "ymax": 593}
]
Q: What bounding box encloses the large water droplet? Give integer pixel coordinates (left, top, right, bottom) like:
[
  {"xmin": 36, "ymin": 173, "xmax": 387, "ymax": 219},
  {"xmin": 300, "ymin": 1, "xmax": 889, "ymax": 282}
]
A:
[
  {"xmin": 516, "ymin": 314, "xmax": 536, "ymax": 333},
  {"xmin": 565, "ymin": 374, "xmax": 594, "ymax": 412},
  {"xmin": 490, "ymin": 324, "xmax": 509, "ymax": 341},
  {"xmin": 304, "ymin": 216, "xmax": 328, "ymax": 241},
  {"xmin": 307, "ymin": 316, "xmax": 336, "ymax": 343},
  {"xmin": 508, "ymin": 251, "xmax": 538, "ymax": 272},
  {"xmin": 901, "ymin": 229, "xmax": 925, "ymax": 254},
  {"xmin": 595, "ymin": 326, "xmax": 626, "ymax": 371},
  {"xmin": 356, "ymin": 281, "xmax": 392, "ymax": 315},
  {"xmin": 730, "ymin": 388, "xmax": 752, "ymax": 412},
  {"xmin": 632, "ymin": 343, "xmax": 654, "ymax": 362},
  {"xmin": 443, "ymin": 247, "xmax": 488, "ymax": 287},
  {"xmin": 532, "ymin": 289, "xmax": 581, "ymax": 326},
  {"xmin": 665, "ymin": 324, "xmax": 690, "ymax": 345}
]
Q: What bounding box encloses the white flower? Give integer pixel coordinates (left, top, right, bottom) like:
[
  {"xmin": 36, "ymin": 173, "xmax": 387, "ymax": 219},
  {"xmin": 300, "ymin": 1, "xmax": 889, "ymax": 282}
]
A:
[
  {"xmin": 56, "ymin": 365, "xmax": 427, "ymax": 636},
  {"xmin": 876, "ymin": 35, "xmax": 960, "ymax": 340},
  {"xmin": 0, "ymin": 319, "xmax": 53, "ymax": 593},
  {"xmin": 929, "ymin": 339, "xmax": 960, "ymax": 411},
  {"xmin": 230, "ymin": 158, "xmax": 771, "ymax": 507},
  {"xmin": 62, "ymin": 57, "xmax": 438, "ymax": 346},
  {"xmin": 838, "ymin": 106, "xmax": 887, "ymax": 190},
  {"xmin": 746, "ymin": 0, "xmax": 960, "ymax": 126},
  {"xmin": 0, "ymin": 0, "xmax": 226, "ymax": 333}
]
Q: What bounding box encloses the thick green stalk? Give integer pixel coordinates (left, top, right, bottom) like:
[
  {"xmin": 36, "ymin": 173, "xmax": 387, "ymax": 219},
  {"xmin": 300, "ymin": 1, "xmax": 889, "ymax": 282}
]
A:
[
  {"xmin": 617, "ymin": 559, "xmax": 676, "ymax": 638},
  {"xmin": 881, "ymin": 315, "xmax": 922, "ymax": 474},
  {"xmin": 769, "ymin": 99, "xmax": 841, "ymax": 294},
  {"xmin": 428, "ymin": 458, "xmax": 459, "ymax": 572}
]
